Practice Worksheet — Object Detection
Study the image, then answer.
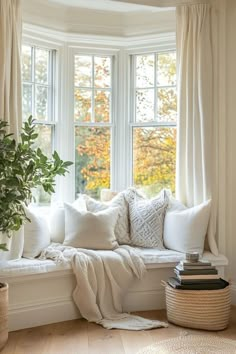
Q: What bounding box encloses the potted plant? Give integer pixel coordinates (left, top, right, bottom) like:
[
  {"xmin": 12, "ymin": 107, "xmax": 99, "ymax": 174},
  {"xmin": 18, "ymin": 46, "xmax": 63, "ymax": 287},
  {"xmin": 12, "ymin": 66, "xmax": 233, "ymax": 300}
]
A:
[{"xmin": 0, "ymin": 116, "xmax": 72, "ymax": 349}]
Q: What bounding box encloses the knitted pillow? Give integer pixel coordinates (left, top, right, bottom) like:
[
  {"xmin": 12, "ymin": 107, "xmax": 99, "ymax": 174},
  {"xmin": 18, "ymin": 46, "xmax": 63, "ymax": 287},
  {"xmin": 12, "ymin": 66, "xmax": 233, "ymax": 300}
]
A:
[{"xmin": 125, "ymin": 188, "xmax": 169, "ymax": 248}]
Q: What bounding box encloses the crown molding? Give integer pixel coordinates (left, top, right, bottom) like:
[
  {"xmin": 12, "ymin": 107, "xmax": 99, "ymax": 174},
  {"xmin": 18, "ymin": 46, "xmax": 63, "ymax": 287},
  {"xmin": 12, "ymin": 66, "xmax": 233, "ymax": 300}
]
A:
[
  {"xmin": 23, "ymin": 23, "xmax": 176, "ymax": 49},
  {"xmin": 22, "ymin": 0, "xmax": 176, "ymax": 37}
]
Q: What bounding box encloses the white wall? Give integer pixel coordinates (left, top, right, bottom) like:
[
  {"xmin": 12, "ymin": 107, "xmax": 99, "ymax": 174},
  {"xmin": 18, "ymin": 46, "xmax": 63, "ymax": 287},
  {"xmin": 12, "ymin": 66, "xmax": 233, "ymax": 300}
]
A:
[{"xmin": 226, "ymin": 0, "xmax": 236, "ymax": 302}]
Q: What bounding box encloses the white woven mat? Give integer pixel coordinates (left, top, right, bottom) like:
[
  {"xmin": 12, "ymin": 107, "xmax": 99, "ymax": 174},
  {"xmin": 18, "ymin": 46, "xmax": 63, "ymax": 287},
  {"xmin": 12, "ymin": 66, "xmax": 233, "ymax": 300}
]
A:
[{"xmin": 137, "ymin": 335, "xmax": 236, "ymax": 354}]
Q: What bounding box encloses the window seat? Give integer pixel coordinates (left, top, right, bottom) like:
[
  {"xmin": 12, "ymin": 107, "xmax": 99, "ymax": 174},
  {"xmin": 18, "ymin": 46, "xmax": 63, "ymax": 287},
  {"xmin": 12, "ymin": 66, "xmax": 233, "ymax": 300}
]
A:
[{"xmin": 0, "ymin": 247, "xmax": 228, "ymax": 332}]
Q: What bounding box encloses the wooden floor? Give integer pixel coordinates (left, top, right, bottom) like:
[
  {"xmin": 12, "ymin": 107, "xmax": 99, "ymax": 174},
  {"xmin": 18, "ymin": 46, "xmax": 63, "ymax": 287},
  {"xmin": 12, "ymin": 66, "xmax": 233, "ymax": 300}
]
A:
[{"xmin": 2, "ymin": 307, "xmax": 236, "ymax": 354}]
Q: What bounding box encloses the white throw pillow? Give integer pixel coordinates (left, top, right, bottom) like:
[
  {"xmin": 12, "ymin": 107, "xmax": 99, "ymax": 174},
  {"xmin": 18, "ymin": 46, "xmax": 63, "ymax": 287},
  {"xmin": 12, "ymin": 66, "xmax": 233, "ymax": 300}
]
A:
[
  {"xmin": 63, "ymin": 203, "xmax": 119, "ymax": 250},
  {"xmin": 163, "ymin": 198, "xmax": 211, "ymax": 255},
  {"xmin": 23, "ymin": 207, "xmax": 51, "ymax": 259},
  {"xmin": 85, "ymin": 192, "xmax": 130, "ymax": 245},
  {"xmin": 125, "ymin": 188, "xmax": 169, "ymax": 248},
  {"xmin": 49, "ymin": 196, "xmax": 87, "ymax": 243}
]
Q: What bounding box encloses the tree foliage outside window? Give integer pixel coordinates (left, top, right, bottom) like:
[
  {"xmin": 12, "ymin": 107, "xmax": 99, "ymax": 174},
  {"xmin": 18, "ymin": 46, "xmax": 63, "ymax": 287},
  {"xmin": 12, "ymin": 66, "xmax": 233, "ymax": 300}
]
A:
[
  {"xmin": 133, "ymin": 52, "xmax": 177, "ymax": 197},
  {"xmin": 74, "ymin": 55, "xmax": 112, "ymax": 199},
  {"xmin": 74, "ymin": 51, "xmax": 176, "ymax": 199}
]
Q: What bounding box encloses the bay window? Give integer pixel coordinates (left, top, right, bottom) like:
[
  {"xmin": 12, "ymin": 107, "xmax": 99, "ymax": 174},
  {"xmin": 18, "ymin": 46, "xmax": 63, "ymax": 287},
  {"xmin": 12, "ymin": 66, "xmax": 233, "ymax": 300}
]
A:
[{"xmin": 21, "ymin": 36, "xmax": 176, "ymax": 202}]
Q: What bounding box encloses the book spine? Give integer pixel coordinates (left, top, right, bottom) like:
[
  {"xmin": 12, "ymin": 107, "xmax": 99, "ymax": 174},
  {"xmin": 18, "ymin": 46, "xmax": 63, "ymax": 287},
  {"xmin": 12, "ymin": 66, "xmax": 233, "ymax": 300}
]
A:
[
  {"xmin": 175, "ymin": 268, "xmax": 218, "ymax": 275},
  {"xmin": 180, "ymin": 261, "xmax": 211, "ymax": 267},
  {"xmin": 179, "ymin": 265, "xmax": 216, "ymax": 270},
  {"xmin": 176, "ymin": 274, "xmax": 220, "ymax": 281}
]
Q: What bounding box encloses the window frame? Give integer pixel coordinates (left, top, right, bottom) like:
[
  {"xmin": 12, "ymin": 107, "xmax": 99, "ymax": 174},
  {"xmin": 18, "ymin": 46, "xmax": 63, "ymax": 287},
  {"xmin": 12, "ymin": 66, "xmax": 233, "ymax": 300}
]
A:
[
  {"xmin": 22, "ymin": 42, "xmax": 57, "ymax": 144},
  {"xmin": 127, "ymin": 42, "xmax": 177, "ymax": 190},
  {"xmin": 22, "ymin": 29, "xmax": 176, "ymax": 203},
  {"xmin": 69, "ymin": 47, "xmax": 119, "ymax": 200}
]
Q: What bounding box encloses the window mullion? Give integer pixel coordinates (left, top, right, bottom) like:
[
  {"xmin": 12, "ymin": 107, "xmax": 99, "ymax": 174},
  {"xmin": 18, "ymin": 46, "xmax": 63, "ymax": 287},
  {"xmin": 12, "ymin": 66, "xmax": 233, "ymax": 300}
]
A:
[
  {"xmin": 91, "ymin": 55, "xmax": 95, "ymax": 123},
  {"xmin": 32, "ymin": 46, "xmax": 35, "ymax": 118},
  {"xmin": 154, "ymin": 53, "xmax": 157, "ymax": 122}
]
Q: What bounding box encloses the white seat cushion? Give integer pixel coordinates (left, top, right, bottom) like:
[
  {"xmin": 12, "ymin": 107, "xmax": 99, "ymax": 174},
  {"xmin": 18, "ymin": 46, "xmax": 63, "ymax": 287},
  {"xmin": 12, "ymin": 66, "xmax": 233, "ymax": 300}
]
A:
[
  {"xmin": 132, "ymin": 247, "xmax": 228, "ymax": 267},
  {"xmin": 0, "ymin": 248, "xmax": 228, "ymax": 278}
]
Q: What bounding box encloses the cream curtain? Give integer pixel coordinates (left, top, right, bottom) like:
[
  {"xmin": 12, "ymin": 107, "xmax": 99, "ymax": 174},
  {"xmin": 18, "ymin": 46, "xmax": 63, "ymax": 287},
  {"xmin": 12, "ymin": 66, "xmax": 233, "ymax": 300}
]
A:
[
  {"xmin": 0, "ymin": 0, "xmax": 23, "ymax": 260},
  {"xmin": 0, "ymin": 0, "xmax": 22, "ymax": 138},
  {"xmin": 176, "ymin": 4, "xmax": 219, "ymax": 255}
]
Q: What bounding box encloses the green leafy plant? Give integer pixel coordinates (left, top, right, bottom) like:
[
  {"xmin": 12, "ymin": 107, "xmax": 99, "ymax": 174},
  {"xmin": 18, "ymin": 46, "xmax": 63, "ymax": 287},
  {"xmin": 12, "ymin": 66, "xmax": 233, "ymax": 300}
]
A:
[{"xmin": 0, "ymin": 116, "xmax": 73, "ymax": 251}]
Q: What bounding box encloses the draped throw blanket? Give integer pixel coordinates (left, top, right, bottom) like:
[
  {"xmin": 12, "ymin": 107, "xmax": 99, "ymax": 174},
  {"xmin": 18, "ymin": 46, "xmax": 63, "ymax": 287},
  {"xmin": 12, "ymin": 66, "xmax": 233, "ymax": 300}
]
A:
[
  {"xmin": 40, "ymin": 244, "xmax": 168, "ymax": 331},
  {"xmin": 176, "ymin": 4, "xmax": 219, "ymax": 256},
  {"xmin": 0, "ymin": 0, "xmax": 23, "ymax": 261}
]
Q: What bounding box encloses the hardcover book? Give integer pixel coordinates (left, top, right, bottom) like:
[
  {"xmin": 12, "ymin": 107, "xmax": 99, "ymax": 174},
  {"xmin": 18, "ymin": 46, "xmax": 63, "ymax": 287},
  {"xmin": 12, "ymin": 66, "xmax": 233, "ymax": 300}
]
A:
[
  {"xmin": 174, "ymin": 267, "xmax": 218, "ymax": 275},
  {"xmin": 180, "ymin": 260, "xmax": 212, "ymax": 267},
  {"xmin": 176, "ymin": 264, "xmax": 216, "ymax": 271},
  {"xmin": 168, "ymin": 277, "xmax": 229, "ymax": 290},
  {"xmin": 176, "ymin": 273, "xmax": 220, "ymax": 281}
]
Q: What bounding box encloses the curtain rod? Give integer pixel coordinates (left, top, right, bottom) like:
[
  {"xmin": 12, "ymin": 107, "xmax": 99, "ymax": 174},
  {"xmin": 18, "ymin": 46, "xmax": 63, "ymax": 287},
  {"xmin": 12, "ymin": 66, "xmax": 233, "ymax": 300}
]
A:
[{"xmin": 111, "ymin": 0, "xmax": 214, "ymax": 8}]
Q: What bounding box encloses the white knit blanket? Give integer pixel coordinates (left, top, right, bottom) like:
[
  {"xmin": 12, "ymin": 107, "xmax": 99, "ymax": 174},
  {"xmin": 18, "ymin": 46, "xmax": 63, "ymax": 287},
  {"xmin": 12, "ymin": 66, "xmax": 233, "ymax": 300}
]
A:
[{"xmin": 40, "ymin": 243, "xmax": 168, "ymax": 330}]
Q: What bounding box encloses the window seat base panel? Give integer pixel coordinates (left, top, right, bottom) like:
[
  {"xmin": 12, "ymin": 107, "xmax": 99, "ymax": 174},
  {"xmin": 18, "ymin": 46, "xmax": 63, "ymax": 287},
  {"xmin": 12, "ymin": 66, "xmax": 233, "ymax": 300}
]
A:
[{"xmin": 0, "ymin": 250, "xmax": 228, "ymax": 332}]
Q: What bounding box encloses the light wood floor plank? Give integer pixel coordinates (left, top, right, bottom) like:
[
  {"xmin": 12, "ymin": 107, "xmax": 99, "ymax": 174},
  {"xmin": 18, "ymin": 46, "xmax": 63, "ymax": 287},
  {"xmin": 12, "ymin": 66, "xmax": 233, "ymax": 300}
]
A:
[
  {"xmin": 88, "ymin": 322, "xmax": 124, "ymax": 354},
  {"xmin": 1, "ymin": 307, "xmax": 236, "ymax": 354}
]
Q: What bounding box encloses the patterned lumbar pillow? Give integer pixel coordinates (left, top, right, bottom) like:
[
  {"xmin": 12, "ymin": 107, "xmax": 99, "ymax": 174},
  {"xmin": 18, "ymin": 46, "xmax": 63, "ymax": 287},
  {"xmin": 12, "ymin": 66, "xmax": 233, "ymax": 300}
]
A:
[
  {"xmin": 125, "ymin": 188, "xmax": 169, "ymax": 248},
  {"xmin": 84, "ymin": 191, "xmax": 130, "ymax": 245}
]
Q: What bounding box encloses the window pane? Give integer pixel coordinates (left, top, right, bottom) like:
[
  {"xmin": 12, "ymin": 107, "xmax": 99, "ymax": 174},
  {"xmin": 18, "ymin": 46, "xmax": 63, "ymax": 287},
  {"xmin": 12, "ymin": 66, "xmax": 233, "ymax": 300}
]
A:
[
  {"xmin": 22, "ymin": 45, "xmax": 32, "ymax": 82},
  {"xmin": 35, "ymin": 85, "xmax": 48, "ymax": 120},
  {"xmin": 35, "ymin": 48, "xmax": 49, "ymax": 85},
  {"xmin": 157, "ymin": 52, "xmax": 176, "ymax": 86},
  {"xmin": 133, "ymin": 127, "xmax": 176, "ymax": 197},
  {"xmin": 136, "ymin": 54, "xmax": 154, "ymax": 88},
  {"xmin": 136, "ymin": 89, "xmax": 154, "ymax": 122},
  {"xmin": 95, "ymin": 90, "xmax": 110, "ymax": 122},
  {"xmin": 157, "ymin": 88, "xmax": 177, "ymax": 122},
  {"xmin": 32, "ymin": 125, "xmax": 53, "ymax": 205},
  {"xmin": 74, "ymin": 89, "xmax": 92, "ymax": 122},
  {"xmin": 32, "ymin": 125, "xmax": 52, "ymax": 157},
  {"xmin": 75, "ymin": 127, "xmax": 111, "ymax": 199},
  {"xmin": 22, "ymin": 84, "xmax": 32, "ymax": 121},
  {"xmin": 74, "ymin": 55, "xmax": 92, "ymax": 87},
  {"xmin": 94, "ymin": 56, "xmax": 111, "ymax": 88}
]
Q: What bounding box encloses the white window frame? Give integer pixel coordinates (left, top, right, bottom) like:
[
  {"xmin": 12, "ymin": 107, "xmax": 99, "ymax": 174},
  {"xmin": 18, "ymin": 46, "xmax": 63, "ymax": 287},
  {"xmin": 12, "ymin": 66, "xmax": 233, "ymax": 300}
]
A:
[
  {"xmin": 22, "ymin": 42, "xmax": 57, "ymax": 150},
  {"xmin": 69, "ymin": 47, "xmax": 119, "ymax": 200},
  {"xmin": 125, "ymin": 41, "xmax": 176, "ymax": 188},
  {"xmin": 22, "ymin": 26, "xmax": 176, "ymax": 203}
]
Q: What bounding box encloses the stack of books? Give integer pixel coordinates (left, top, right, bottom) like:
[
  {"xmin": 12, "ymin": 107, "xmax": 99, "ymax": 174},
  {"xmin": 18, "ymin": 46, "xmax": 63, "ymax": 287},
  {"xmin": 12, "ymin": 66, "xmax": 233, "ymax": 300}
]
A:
[{"xmin": 168, "ymin": 259, "xmax": 229, "ymax": 290}]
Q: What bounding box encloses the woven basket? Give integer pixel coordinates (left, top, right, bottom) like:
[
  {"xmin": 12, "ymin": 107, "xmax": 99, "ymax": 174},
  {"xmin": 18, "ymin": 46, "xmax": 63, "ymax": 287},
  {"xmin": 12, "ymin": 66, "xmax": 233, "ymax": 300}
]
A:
[
  {"xmin": 0, "ymin": 283, "xmax": 8, "ymax": 350},
  {"xmin": 165, "ymin": 284, "xmax": 231, "ymax": 331}
]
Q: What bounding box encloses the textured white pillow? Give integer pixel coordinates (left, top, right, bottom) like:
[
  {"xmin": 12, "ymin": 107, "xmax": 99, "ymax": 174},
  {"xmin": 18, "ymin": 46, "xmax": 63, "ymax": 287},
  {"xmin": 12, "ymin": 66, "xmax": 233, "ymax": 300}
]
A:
[
  {"xmin": 85, "ymin": 192, "xmax": 130, "ymax": 245},
  {"xmin": 49, "ymin": 197, "xmax": 87, "ymax": 243},
  {"xmin": 125, "ymin": 188, "xmax": 169, "ymax": 248},
  {"xmin": 63, "ymin": 203, "xmax": 119, "ymax": 250},
  {"xmin": 163, "ymin": 198, "xmax": 211, "ymax": 255},
  {"xmin": 23, "ymin": 207, "xmax": 51, "ymax": 259}
]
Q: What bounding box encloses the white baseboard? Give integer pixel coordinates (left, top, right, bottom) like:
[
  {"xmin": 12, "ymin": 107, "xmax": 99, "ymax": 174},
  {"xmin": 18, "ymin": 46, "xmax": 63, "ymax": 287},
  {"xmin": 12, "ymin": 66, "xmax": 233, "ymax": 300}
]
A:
[
  {"xmin": 8, "ymin": 298, "xmax": 80, "ymax": 332},
  {"xmin": 231, "ymin": 282, "xmax": 236, "ymax": 305},
  {"xmin": 8, "ymin": 289, "xmax": 166, "ymax": 332}
]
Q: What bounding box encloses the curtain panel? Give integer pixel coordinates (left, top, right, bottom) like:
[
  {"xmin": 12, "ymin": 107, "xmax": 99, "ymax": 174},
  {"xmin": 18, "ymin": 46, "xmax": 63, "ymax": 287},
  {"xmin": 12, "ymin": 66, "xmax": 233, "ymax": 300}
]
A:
[
  {"xmin": 176, "ymin": 4, "xmax": 219, "ymax": 255},
  {"xmin": 0, "ymin": 0, "xmax": 22, "ymax": 138},
  {"xmin": 0, "ymin": 0, "xmax": 23, "ymax": 260}
]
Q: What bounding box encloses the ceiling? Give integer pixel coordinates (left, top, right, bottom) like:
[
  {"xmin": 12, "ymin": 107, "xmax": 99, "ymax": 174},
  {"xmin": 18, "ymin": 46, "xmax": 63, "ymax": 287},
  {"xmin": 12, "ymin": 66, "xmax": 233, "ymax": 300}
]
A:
[{"xmin": 48, "ymin": 0, "xmax": 169, "ymax": 13}]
